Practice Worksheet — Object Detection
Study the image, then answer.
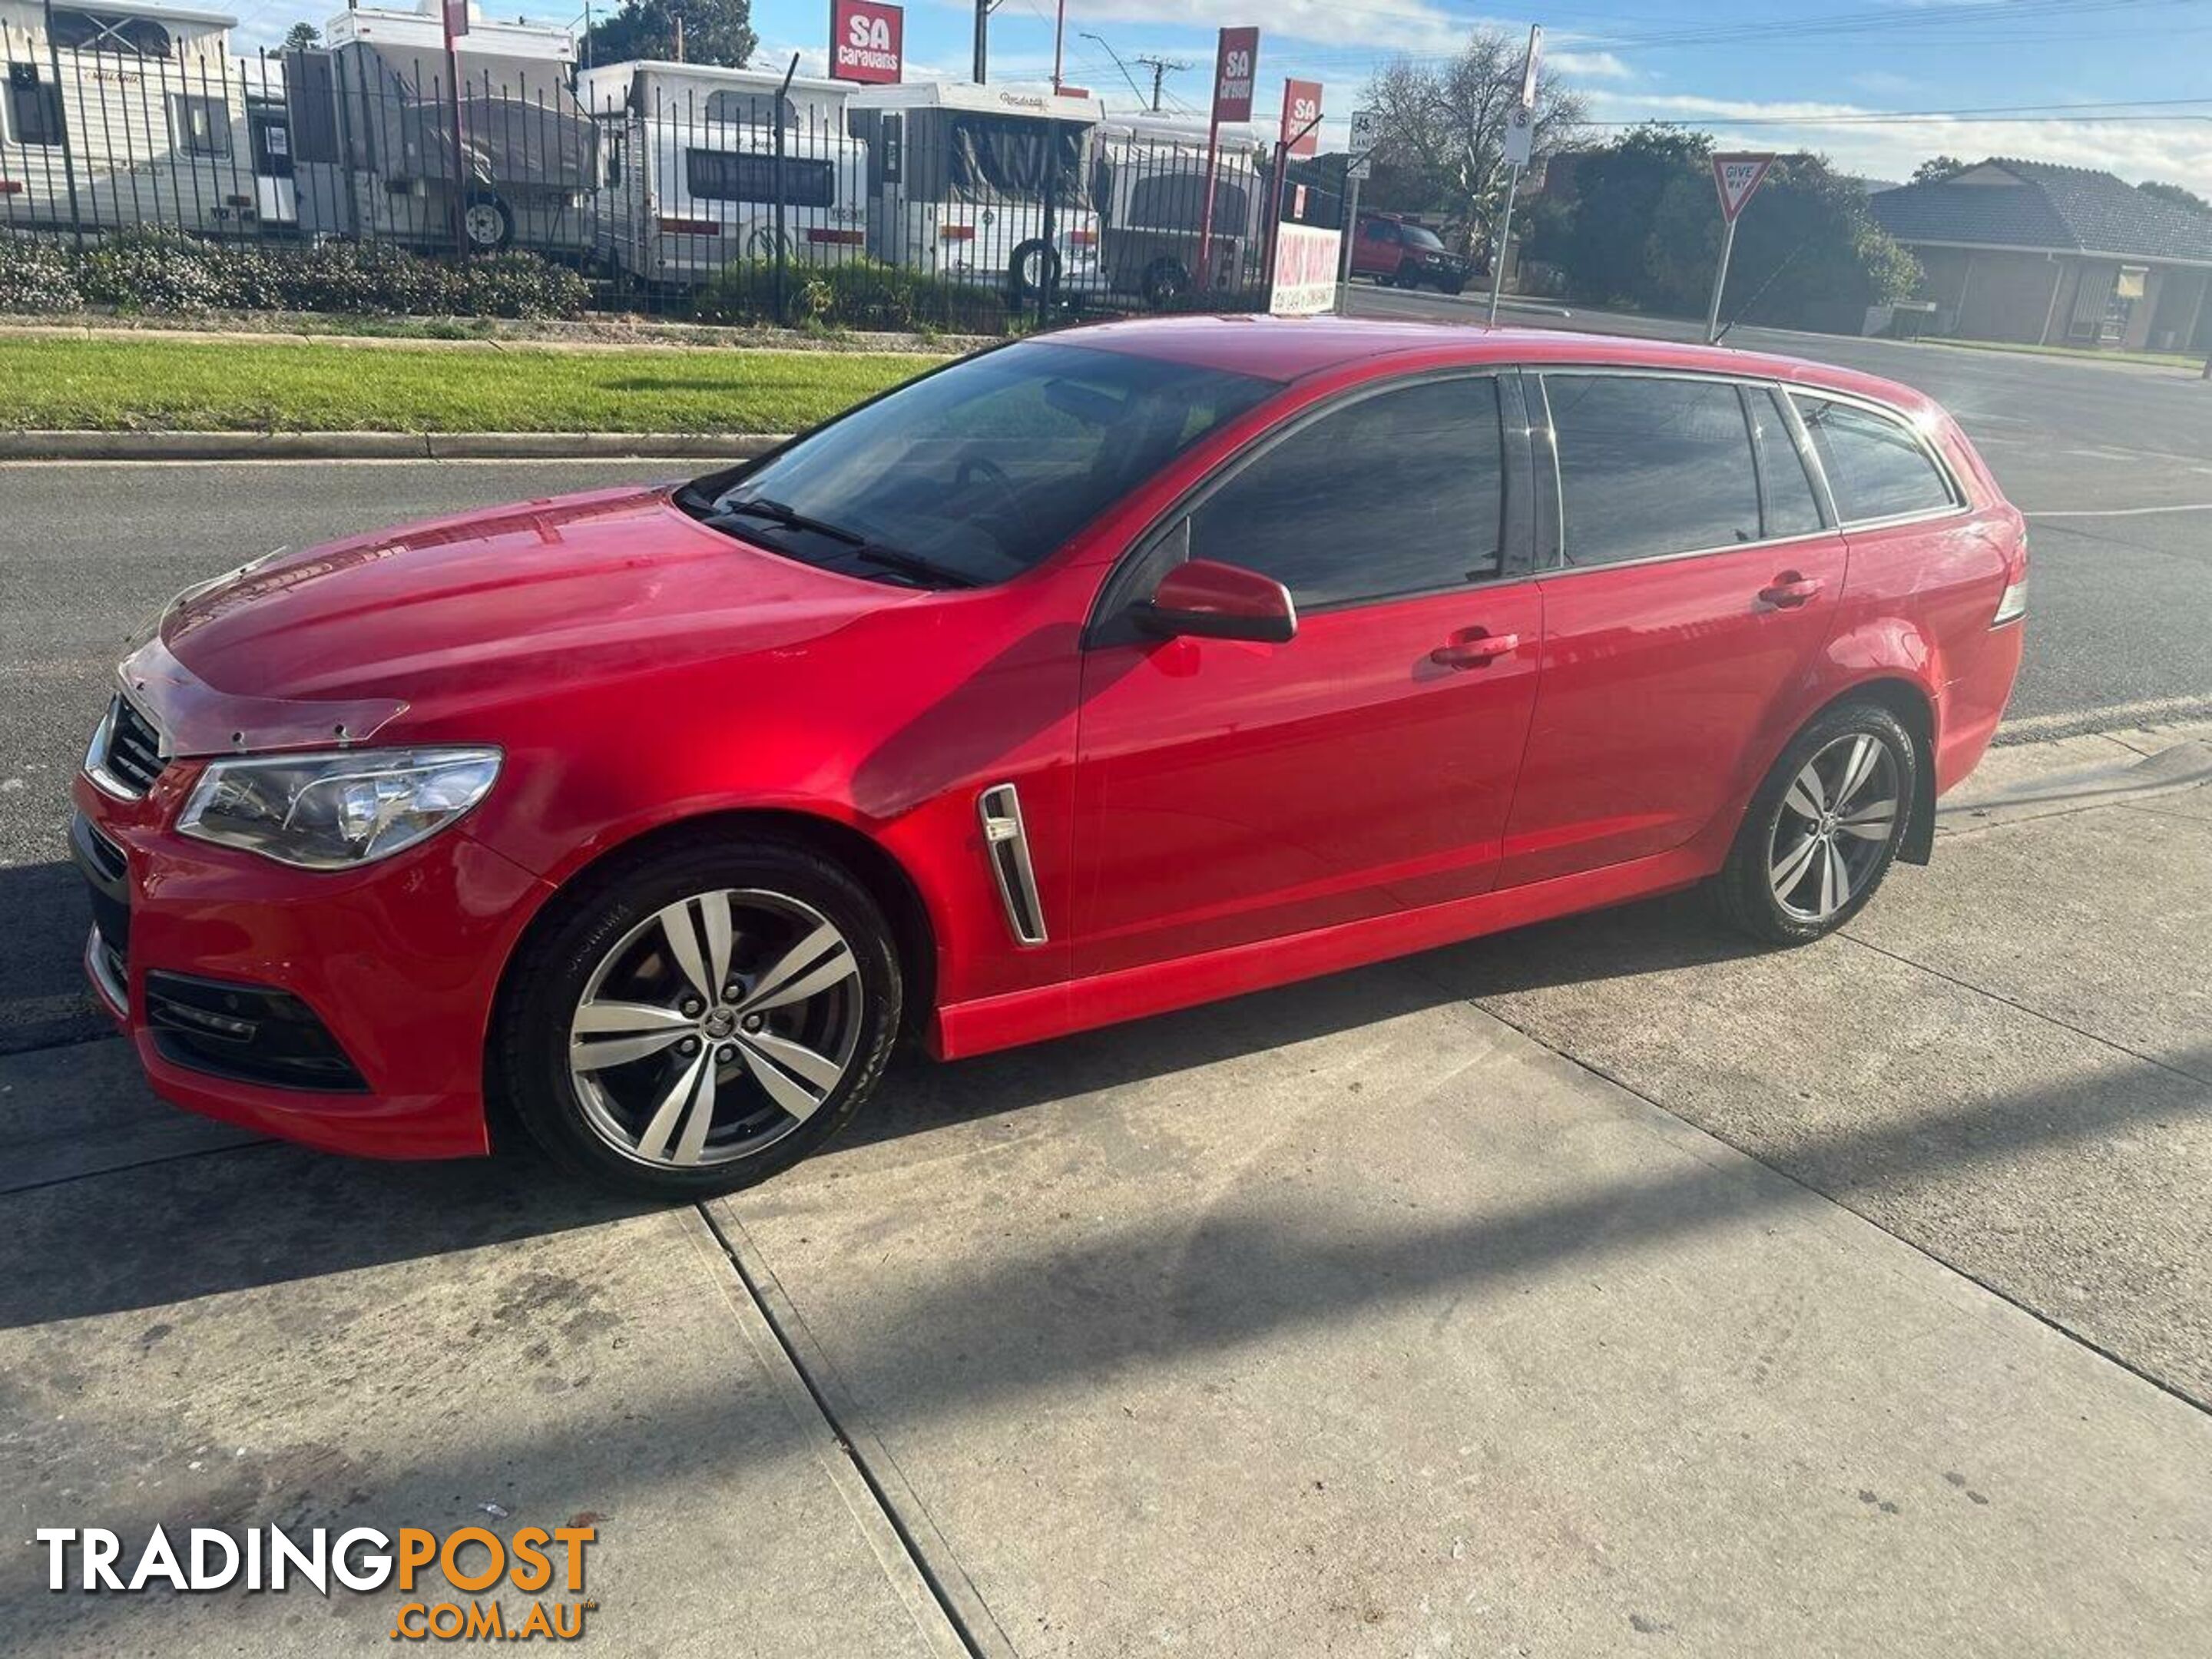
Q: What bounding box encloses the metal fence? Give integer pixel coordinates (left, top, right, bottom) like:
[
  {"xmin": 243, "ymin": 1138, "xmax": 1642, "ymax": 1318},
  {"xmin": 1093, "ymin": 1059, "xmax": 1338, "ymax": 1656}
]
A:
[{"xmin": 1, "ymin": 34, "xmax": 1294, "ymax": 331}]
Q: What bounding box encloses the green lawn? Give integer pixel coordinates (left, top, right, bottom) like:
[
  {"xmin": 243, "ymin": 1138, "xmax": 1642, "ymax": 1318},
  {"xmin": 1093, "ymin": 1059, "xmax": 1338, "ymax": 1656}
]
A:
[{"xmin": 0, "ymin": 337, "xmax": 942, "ymax": 433}]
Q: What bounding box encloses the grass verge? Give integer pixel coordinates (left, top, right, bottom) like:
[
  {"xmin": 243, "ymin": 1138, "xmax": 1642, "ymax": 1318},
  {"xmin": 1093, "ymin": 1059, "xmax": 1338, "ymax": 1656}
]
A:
[
  {"xmin": 0, "ymin": 336, "xmax": 940, "ymax": 433},
  {"xmin": 1926, "ymin": 336, "xmax": 2207, "ymax": 372}
]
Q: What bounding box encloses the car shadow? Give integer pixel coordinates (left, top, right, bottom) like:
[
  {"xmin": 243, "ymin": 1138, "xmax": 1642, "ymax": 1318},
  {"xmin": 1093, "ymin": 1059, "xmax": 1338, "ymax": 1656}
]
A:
[{"xmin": 0, "ymin": 859, "xmax": 105, "ymax": 1055}]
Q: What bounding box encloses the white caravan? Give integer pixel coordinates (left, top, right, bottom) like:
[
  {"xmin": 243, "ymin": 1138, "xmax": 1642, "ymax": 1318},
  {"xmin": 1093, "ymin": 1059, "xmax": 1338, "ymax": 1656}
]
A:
[
  {"xmin": 285, "ymin": 2, "xmax": 595, "ymax": 255},
  {"xmin": 1090, "ymin": 112, "xmax": 1267, "ymax": 306},
  {"xmin": 575, "ymin": 59, "xmax": 864, "ymax": 286},
  {"xmin": 0, "ymin": 0, "xmax": 296, "ymax": 237},
  {"xmin": 843, "ymin": 81, "xmax": 1102, "ymax": 299}
]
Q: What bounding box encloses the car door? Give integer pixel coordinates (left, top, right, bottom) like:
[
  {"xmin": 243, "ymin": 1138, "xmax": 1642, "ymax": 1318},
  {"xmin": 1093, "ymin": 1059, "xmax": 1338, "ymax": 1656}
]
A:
[
  {"xmin": 1499, "ymin": 371, "xmax": 1847, "ymax": 887},
  {"xmin": 1071, "ymin": 371, "xmax": 1545, "ymax": 980},
  {"xmin": 1353, "ymin": 219, "xmax": 1397, "ymax": 280}
]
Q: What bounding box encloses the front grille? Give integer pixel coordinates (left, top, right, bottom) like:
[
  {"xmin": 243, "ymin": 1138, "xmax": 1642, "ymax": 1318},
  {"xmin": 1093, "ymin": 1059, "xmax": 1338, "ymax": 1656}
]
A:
[
  {"xmin": 69, "ymin": 811, "xmax": 132, "ymax": 958},
  {"xmin": 102, "ymin": 694, "xmax": 167, "ymax": 795},
  {"xmin": 145, "ymin": 971, "xmax": 369, "ymax": 1093}
]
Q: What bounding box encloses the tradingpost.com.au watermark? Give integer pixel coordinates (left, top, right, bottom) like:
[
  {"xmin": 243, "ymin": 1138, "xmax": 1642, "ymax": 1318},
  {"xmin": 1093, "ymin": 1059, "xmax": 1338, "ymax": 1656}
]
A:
[{"xmin": 37, "ymin": 1522, "xmax": 600, "ymax": 1641}]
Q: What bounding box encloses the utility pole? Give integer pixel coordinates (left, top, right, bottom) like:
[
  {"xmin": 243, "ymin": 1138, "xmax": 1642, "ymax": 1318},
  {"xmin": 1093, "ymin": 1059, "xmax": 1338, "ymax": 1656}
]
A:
[
  {"xmin": 1135, "ymin": 55, "xmax": 1187, "ymax": 113},
  {"xmin": 972, "ymin": 0, "xmax": 988, "ymax": 82}
]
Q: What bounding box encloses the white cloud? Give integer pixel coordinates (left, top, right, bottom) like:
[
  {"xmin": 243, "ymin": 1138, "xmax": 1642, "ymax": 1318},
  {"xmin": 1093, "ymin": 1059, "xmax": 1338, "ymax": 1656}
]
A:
[
  {"xmin": 1549, "ymin": 49, "xmax": 1633, "ymax": 81},
  {"xmin": 1584, "ymin": 89, "xmax": 2212, "ymax": 198}
]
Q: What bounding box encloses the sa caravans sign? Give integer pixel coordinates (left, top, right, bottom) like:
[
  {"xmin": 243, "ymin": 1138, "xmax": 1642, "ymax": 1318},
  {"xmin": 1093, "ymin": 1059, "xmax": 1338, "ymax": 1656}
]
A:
[
  {"xmin": 1280, "ymin": 78, "xmax": 1323, "ymax": 158},
  {"xmin": 1211, "ymin": 27, "xmax": 1259, "ymax": 124},
  {"xmin": 830, "ymin": 0, "xmax": 903, "ymax": 85}
]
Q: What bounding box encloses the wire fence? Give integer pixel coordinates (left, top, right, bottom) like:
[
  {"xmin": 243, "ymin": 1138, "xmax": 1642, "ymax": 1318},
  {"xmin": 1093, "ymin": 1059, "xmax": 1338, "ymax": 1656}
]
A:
[{"xmin": 0, "ymin": 33, "xmax": 1321, "ymax": 332}]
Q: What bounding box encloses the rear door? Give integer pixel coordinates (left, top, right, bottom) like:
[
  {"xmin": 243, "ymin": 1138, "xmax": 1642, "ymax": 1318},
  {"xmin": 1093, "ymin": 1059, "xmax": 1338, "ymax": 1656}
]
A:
[
  {"xmin": 1072, "ymin": 371, "xmax": 1543, "ymax": 979},
  {"xmin": 1500, "ymin": 370, "xmax": 1846, "ymax": 886}
]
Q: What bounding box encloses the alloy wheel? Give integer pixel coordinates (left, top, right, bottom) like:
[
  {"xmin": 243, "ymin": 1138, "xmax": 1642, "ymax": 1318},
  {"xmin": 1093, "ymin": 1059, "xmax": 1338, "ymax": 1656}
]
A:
[
  {"xmin": 567, "ymin": 889, "xmax": 864, "ymax": 1169},
  {"xmin": 1767, "ymin": 733, "xmax": 1900, "ymax": 923}
]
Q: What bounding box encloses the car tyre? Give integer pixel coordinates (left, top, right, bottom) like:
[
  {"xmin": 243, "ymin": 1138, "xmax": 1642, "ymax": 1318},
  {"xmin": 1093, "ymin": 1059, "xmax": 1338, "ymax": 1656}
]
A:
[
  {"xmin": 461, "ymin": 192, "xmax": 515, "ymax": 252},
  {"xmin": 494, "ymin": 836, "xmax": 902, "ymax": 1199},
  {"xmin": 1713, "ymin": 701, "xmax": 1916, "ymax": 946},
  {"xmin": 1008, "ymin": 237, "xmax": 1061, "ymax": 306},
  {"xmin": 1141, "ymin": 257, "xmax": 1190, "ymax": 310}
]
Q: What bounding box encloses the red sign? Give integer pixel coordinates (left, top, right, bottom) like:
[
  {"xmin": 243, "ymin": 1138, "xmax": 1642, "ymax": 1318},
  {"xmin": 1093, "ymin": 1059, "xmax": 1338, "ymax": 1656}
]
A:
[
  {"xmin": 1712, "ymin": 153, "xmax": 1775, "ymax": 223},
  {"xmin": 442, "ymin": 0, "xmax": 468, "ymax": 41},
  {"xmin": 830, "ymin": 0, "xmax": 902, "ymax": 85},
  {"xmin": 1210, "ymin": 27, "xmax": 1259, "ymax": 124},
  {"xmin": 1280, "ymin": 78, "xmax": 1323, "ymax": 158}
]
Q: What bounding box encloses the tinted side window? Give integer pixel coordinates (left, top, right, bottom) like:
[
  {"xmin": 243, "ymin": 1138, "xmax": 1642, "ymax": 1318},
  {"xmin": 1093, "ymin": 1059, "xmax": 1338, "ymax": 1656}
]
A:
[
  {"xmin": 1751, "ymin": 387, "xmax": 1824, "ymax": 539},
  {"xmin": 1793, "ymin": 396, "xmax": 1957, "ymax": 522},
  {"xmin": 1187, "ymin": 378, "xmax": 1506, "ymax": 607},
  {"xmin": 1547, "ymin": 375, "xmax": 1761, "ymax": 566}
]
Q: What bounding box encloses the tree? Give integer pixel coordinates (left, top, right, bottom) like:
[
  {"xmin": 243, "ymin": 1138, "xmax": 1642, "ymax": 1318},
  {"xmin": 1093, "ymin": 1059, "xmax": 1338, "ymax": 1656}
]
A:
[
  {"xmin": 1910, "ymin": 156, "xmax": 1966, "ymax": 184},
  {"xmin": 1359, "ymin": 28, "xmax": 1585, "ymax": 253},
  {"xmin": 281, "ymin": 21, "xmax": 320, "ymax": 53},
  {"xmin": 2139, "ymin": 180, "xmax": 2211, "ymax": 216},
  {"xmin": 582, "ymin": 0, "xmax": 755, "ymax": 69},
  {"xmin": 1535, "ymin": 129, "xmax": 1919, "ymax": 325}
]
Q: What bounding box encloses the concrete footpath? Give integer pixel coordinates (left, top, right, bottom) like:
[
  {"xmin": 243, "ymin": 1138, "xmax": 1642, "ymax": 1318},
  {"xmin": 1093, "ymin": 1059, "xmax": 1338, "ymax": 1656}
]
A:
[{"xmin": 3, "ymin": 728, "xmax": 2208, "ymax": 1656}]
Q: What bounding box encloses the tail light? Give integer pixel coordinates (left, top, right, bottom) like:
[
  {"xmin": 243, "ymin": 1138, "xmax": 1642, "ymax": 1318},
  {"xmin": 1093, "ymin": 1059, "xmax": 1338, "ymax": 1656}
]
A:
[
  {"xmin": 1068, "ymin": 228, "xmax": 1098, "ymax": 248},
  {"xmin": 656, "ymin": 216, "xmax": 720, "ymax": 236}
]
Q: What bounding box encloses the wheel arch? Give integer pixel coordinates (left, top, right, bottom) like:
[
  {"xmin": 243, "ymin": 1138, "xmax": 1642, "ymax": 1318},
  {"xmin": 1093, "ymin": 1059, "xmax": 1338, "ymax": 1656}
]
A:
[
  {"xmin": 1811, "ymin": 674, "xmax": 1939, "ymax": 866},
  {"xmin": 489, "ymin": 807, "xmax": 940, "ymax": 1053}
]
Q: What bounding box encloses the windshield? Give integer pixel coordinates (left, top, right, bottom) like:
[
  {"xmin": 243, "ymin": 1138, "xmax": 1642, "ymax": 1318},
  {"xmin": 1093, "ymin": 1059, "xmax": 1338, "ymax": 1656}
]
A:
[
  {"xmin": 1402, "ymin": 225, "xmax": 1446, "ymax": 252},
  {"xmin": 682, "ymin": 342, "xmax": 1279, "ymax": 587}
]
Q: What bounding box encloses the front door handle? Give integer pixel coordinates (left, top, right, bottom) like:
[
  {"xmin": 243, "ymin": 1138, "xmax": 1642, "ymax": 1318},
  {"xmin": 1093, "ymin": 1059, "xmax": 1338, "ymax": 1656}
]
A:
[
  {"xmin": 1431, "ymin": 630, "xmax": 1521, "ymax": 670},
  {"xmin": 1759, "ymin": 571, "xmax": 1823, "ymax": 608}
]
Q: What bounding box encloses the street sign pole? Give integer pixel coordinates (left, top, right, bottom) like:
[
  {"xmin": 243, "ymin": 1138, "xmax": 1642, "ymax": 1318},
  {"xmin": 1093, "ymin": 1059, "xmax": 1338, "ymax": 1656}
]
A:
[
  {"xmin": 1487, "ymin": 25, "xmax": 1541, "ymax": 326},
  {"xmin": 1339, "ymin": 107, "xmax": 1375, "ymax": 313},
  {"xmin": 1705, "ymin": 152, "xmax": 1775, "ymax": 343},
  {"xmin": 442, "ymin": 0, "xmax": 469, "ymax": 259},
  {"xmin": 1486, "ymin": 161, "xmax": 1521, "ymax": 326},
  {"xmin": 1704, "ymin": 214, "xmax": 1738, "ymax": 344}
]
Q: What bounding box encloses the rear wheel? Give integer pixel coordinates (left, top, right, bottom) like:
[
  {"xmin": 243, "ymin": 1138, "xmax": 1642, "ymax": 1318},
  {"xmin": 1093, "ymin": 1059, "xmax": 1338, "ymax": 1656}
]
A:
[
  {"xmin": 1714, "ymin": 703, "xmax": 1915, "ymax": 945},
  {"xmin": 1141, "ymin": 257, "xmax": 1190, "ymax": 310},
  {"xmin": 496, "ymin": 837, "xmax": 902, "ymax": 1197}
]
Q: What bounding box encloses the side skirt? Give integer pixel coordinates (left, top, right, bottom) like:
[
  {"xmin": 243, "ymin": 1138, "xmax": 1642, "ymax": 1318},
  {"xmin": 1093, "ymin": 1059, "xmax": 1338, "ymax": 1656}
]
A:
[{"xmin": 929, "ymin": 843, "xmax": 1715, "ymax": 1061}]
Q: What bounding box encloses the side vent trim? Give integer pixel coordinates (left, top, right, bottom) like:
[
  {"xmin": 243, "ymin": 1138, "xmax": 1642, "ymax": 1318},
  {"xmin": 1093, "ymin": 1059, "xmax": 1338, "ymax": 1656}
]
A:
[{"xmin": 977, "ymin": 782, "xmax": 1048, "ymax": 945}]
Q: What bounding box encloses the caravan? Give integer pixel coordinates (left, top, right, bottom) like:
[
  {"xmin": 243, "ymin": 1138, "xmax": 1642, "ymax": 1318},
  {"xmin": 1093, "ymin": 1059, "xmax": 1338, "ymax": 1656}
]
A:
[
  {"xmin": 843, "ymin": 81, "xmax": 1101, "ymax": 300},
  {"xmin": 576, "ymin": 60, "xmax": 864, "ymax": 287},
  {"xmin": 285, "ymin": 2, "xmax": 596, "ymax": 256},
  {"xmin": 1091, "ymin": 113, "xmax": 1267, "ymax": 307},
  {"xmin": 0, "ymin": 0, "xmax": 295, "ymax": 237}
]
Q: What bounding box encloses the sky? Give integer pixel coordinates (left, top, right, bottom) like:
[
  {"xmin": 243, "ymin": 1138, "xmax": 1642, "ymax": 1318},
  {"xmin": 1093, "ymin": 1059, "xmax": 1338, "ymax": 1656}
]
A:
[{"xmin": 230, "ymin": 0, "xmax": 2212, "ymax": 196}]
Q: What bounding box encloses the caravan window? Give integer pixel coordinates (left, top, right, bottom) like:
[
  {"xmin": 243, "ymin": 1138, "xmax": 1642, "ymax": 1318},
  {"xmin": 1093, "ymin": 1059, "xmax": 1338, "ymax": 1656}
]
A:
[
  {"xmin": 5, "ymin": 67, "xmax": 65, "ymax": 147},
  {"xmin": 169, "ymin": 94, "xmax": 231, "ymax": 158},
  {"xmin": 947, "ymin": 114, "xmax": 1085, "ymax": 204},
  {"xmin": 704, "ymin": 91, "xmax": 796, "ymax": 128},
  {"xmin": 49, "ymin": 8, "xmax": 174, "ymax": 56},
  {"xmin": 686, "ymin": 151, "xmax": 836, "ymax": 208},
  {"xmin": 1125, "ymin": 172, "xmax": 1249, "ymax": 235}
]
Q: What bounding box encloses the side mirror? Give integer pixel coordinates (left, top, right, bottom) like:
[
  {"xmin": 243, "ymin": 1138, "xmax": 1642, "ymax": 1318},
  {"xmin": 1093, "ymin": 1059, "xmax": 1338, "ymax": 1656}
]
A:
[{"xmin": 1136, "ymin": 558, "xmax": 1298, "ymax": 645}]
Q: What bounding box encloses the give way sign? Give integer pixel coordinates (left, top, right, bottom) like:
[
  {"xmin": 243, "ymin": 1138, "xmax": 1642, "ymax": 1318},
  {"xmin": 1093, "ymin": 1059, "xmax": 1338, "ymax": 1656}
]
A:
[{"xmin": 1711, "ymin": 153, "xmax": 1775, "ymax": 223}]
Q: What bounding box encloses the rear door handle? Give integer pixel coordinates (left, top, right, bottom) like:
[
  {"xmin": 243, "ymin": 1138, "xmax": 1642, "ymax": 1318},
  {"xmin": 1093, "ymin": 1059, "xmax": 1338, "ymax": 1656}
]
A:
[
  {"xmin": 1758, "ymin": 571, "xmax": 1823, "ymax": 608},
  {"xmin": 1431, "ymin": 631, "xmax": 1521, "ymax": 669}
]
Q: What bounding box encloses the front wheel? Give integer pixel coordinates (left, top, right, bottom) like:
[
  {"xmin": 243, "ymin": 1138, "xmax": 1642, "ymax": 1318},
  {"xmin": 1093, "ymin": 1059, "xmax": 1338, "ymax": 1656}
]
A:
[
  {"xmin": 495, "ymin": 837, "xmax": 902, "ymax": 1198},
  {"xmin": 1712, "ymin": 703, "xmax": 1916, "ymax": 945},
  {"xmin": 461, "ymin": 192, "xmax": 515, "ymax": 252}
]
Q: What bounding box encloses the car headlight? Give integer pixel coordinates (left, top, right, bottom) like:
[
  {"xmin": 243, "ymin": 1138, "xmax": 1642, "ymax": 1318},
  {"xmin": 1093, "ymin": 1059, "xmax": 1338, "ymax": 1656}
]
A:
[{"xmin": 177, "ymin": 747, "xmax": 502, "ymax": 869}]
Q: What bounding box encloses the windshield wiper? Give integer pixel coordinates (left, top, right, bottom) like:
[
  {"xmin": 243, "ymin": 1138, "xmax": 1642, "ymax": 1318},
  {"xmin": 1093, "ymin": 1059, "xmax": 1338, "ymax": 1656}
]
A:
[
  {"xmin": 707, "ymin": 495, "xmax": 977, "ymax": 590},
  {"xmin": 849, "ymin": 545, "xmax": 978, "ymax": 589}
]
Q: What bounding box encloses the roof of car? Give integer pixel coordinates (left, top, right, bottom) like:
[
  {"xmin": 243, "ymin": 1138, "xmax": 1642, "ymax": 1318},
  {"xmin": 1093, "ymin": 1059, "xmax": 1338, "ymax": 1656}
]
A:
[{"xmin": 1057, "ymin": 314, "xmax": 1942, "ymax": 419}]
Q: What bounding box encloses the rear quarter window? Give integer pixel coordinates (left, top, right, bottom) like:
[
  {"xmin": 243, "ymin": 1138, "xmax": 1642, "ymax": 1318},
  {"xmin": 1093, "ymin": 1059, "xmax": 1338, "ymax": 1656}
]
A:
[{"xmin": 1793, "ymin": 395, "xmax": 1959, "ymax": 522}]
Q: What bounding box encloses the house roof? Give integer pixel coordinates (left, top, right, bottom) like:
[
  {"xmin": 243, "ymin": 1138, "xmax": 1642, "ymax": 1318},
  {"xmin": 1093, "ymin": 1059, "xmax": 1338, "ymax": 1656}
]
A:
[{"xmin": 1870, "ymin": 157, "xmax": 2212, "ymax": 266}]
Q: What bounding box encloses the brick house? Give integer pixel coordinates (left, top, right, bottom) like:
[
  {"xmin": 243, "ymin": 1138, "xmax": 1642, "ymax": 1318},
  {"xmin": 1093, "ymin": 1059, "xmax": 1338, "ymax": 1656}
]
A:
[{"xmin": 1870, "ymin": 157, "xmax": 2212, "ymax": 353}]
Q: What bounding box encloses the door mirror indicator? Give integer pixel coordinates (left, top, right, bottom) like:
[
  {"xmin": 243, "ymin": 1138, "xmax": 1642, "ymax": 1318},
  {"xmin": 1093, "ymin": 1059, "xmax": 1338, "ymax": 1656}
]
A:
[{"xmin": 1137, "ymin": 558, "xmax": 1298, "ymax": 644}]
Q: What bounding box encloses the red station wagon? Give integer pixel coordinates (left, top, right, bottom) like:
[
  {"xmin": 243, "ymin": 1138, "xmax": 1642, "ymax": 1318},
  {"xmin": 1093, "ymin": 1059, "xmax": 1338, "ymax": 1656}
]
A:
[{"xmin": 73, "ymin": 319, "xmax": 2027, "ymax": 1196}]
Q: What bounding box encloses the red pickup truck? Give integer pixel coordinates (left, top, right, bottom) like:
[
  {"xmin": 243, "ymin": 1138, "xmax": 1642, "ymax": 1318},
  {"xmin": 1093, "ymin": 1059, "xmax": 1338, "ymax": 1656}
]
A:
[{"xmin": 1349, "ymin": 215, "xmax": 1475, "ymax": 293}]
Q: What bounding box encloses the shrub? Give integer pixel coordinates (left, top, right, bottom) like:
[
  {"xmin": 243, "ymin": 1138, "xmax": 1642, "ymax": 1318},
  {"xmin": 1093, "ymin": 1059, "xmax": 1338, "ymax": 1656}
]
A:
[
  {"xmin": 689, "ymin": 258, "xmax": 1008, "ymax": 334},
  {"xmin": 0, "ymin": 230, "xmax": 589, "ymax": 320},
  {"xmin": 0, "ymin": 233, "xmax": 83, "ymax": 313}
]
